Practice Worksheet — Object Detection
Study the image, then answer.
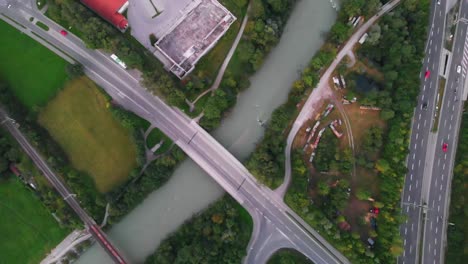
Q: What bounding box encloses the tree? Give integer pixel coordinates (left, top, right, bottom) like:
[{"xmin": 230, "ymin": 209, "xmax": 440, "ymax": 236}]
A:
[
  {"xmin": 329, "ymin": 22, "xmax": 350, "ymax": 44},
  {"xmin": 65, "ymin": 63, "xmax": 84, "ymax": 79}
]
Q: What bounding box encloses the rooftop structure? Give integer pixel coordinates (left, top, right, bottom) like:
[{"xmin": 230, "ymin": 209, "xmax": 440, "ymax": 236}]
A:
[
  {"xmin": 81, "ymin": 0, "xmax": 129, "ymax": 30},
  {"xmin": 153, "ymin": 0, "xmax": 235, "ymax": 78}
]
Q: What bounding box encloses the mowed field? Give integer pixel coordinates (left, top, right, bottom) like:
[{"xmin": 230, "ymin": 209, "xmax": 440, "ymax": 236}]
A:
[
  {"xmin": 38, "ymin": 77, "xmax": 137, "ymax": 192},
  {"xmin": 0, "ymin": 20, "xmax": 67, "ymax": 109},
  {"xmin": 0, "ymin": 176, "xmax": 68, "ymax": 264}
]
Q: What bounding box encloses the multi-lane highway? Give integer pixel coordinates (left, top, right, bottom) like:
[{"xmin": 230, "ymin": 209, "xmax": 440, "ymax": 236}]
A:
[
  {"xmin": 422, "ymin": 0, "xmax": 468, "ymax": 263},
  {"xmin": 398, "ymin": 1, "xmax": 448, "ymax": 263},
  {"xmin": 399, "ymin": 0, "xmax": 468, "ymax": 263},
  {"xmin": 0, "ymin": 108, "xmax": 127, "ymax": 264},
  {"xmin": 0, "ymin": 1, "xmax": 349, "ymax": 263}
]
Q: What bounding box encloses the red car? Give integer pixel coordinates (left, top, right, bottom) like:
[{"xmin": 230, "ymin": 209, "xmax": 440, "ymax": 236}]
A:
[
  {"xmin": 60, "ymin": 29, "xmax": 68, "ymax": 36},
  {"xmin": 424, "ymin": 70, "xmax": 431, "ymax": 79},
  {"xmin": 442, "ymin": 143, "xmax": 448, "ymax": 153}
]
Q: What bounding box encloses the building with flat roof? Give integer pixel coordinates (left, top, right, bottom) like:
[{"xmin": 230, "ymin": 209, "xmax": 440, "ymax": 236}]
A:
[
  {"xmin": 128, "ymin": 0, "xmax": 236, "ymax": 79},
  {"xmin": 81, "ymin": 0, "xmax": 129, "ymax": 30}
]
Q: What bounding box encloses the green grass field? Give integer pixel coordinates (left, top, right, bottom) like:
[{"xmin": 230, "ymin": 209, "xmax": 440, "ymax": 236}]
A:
[
  {"xmin": 0, "ymin": 176, "xmax": 68, "ymax": 264},
  {"xmin": 38, "ymin": 77, "xmax": 137, "ymax": 192},
  {"xmin": 0, "ymin": 20, "xmax": 67, "ymax": 109}
]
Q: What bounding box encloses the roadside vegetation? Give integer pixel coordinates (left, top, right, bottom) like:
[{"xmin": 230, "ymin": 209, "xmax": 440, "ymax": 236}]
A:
[
  {"xmin": 267, "ymin": 249, "xmax": 314, "ymax": 264},
  {"xmin": 0, "ymin": 130, "xmax": 69, "ymax": 263},
  {"xmin": 0, "ymin": 20, "xmax": 67, "ymax": 109},
  {"xmin": 445, "ymin": 107, "xmax": 467, "ymax": 263},
  {"xmin": 144, "ymin": 196, "xmax": 252, "ymax": 264},
  {"xmin": 38, "ymin": 77, "xmax": 138, "ymax": 192}
]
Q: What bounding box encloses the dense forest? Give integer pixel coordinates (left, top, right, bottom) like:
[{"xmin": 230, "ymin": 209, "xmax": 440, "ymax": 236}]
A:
[
  {"xmin": 445, "ymin": 110, "xmax": 467, "ymax": 263},
  {"xmin": 145, "ymin": 197, "xmax": 252, "ymax": 264}
]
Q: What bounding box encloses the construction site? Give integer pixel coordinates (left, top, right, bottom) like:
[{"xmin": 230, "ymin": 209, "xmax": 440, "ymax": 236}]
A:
[{"xmin": 127, "ymin": 0, "xmax": 236, "ymax": 79}]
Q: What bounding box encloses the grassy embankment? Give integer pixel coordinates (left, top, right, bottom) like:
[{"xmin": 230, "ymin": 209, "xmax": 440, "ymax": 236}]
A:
[
  {"xmin": 0, "ymin": 176, "xmax": 68, "ymax": 264},
  {"xmin": 38, "ymin": 77, "xmax": 137, "ymax": 193},
  {"xmin": 0, "ymin": 20, "xmax": 67, "ymax": 109}
]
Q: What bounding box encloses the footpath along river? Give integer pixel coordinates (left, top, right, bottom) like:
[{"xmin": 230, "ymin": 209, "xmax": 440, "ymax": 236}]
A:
[{"xmin": 77, "ymin": 0, "xmax": 338, "ymax": 263}]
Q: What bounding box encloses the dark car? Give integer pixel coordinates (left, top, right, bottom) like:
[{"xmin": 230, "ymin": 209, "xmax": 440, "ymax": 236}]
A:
[{"xmin": 422, "ymin": 102, "xmax": 428, "ymax": 110}]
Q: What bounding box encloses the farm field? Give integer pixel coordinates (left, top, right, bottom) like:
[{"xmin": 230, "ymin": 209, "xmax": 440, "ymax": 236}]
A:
[
  {"xmin": 0, "ymin": 176, "xmax": 68, "ymax": 264},
  {"xmin": 38, "ymin": 77, "xmax": 137, "ymax": 192},
  {"xmin": 0, "ymin": 20, "xmax": 67, "ymax": 109}
]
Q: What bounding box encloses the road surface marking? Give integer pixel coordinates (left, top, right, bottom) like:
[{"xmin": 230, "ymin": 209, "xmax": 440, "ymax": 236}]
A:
[
  {"xmin": 419, "ymin": 113, "xmax": 421, "ymax": 120},
  {"xmin": 437, "ymin": 27, "xmax": 440, "ymax": 34},
  {"xmin": 409, "ymin": 184, "xmax": 412, "ymax": 191},
  {"xmin": 412, "ymin": 223, "xmax": 414, "ymax": 231},
  {"xmin": 434, "ymin": 249, "xmax": 437, "ymax": 255},
  {"xmin": 437, "ymin": 159, "xmax": 440, "ymax": 166},
  {"xmin": 448, "ymin": 134, "xmax": 450, "ymax": 140},
  {"xmin": 452, "ymin": 105, "xmax": 455, "ymax": 111},
  {"xmin": 430, "ymin": 39, "xmax": 432, "ymax": 46},
  {"xmin": 418, "ymin": 160, "xmax": 421, "ymax": 167},
  {"xmin": 435, "ymin": 178, "xmax": 438, "ymax": 186},
  {"xmin": 422, "ymin": 94, "xmax": 425, "ymax": 100},
  {"xmin": 431, "ymin": 221, "xmax": 433, "ymax": 229},
  {"xmin": 416, "ymin": 133, "xmax": 419, "ymax": 139},
  {"xmin": 410, "ymin": 174, "xmax": 413, "ymax": 180},
  {"xmin": 411, "ymin": 164, "xmax": 414, "ymax": 170},
  {"xmin": 442, "ymin": 174, "xmax": 444, "ymax": 180},
  {"xmin": 413, "ymin": 153, "xmax": 416, "ymax": 159},
  {"xmin": 449, "ymin": 124, "xmax": 452, "ymax": 130},
  {"xmin": 403, "ymin": 251, "xmax": 406, "ymax": 257},
  {"xmin": 451, "ymin": 115, "xmax": 453, "ymax": 120},
  {"xmin": 407, "ymin": 206, "xmax": 410, "ymax": 213},
  {"xmin": 423, "ymin": 85, "xmax": 426, "ymax": 91},
  {"xmin": 436, "ymin": 227, "xmax": 438, "ymax": 234},
  {"xmin": 410, "ymin": 245, "xmax": 413, "ymax": 254},
  {"xmin": 444, "ymin": 153, "xmax": 447, "ymax": 159},
  {"xmin": 443, "ymin": 163, "xmax": 445, "ymax": 170},
  {"xmin": 416, "ymin": 179, "xmax": 419, "ymax": 187},
  {"xmin": 439, "ymin": 195, "xmax": 441, "ymax": 201},
  {"xmin": 414, "ymin": 143, "xmax": 417, "ymax": 150},
  {"xmin": 417, "ymin": 123, "xmax": 420, "ymax": 129},
  {"xmin": 422, "ymin": 138, "xmax": 425, "ymax": 145},
  {"xmin": 429, "ymin": 243, "xmax": 431, "ymax": 252},
  {"xmin": 432, "ymin": 200, "xmax": 435, "ymax": 207},
  {"xmin": 424, "ymin": 119, "xmax": 427, "ymax": 127},
  {"xmin": 440, "ymin": 185, "xmax": 443, "ymax": 191},
  {"xmin": 444, "ymin": 120, "xmax": 447, "ymax": 127},
  {"xmin": 405, "ymin": 228, "xmax": 407, "ymax": 235},
  {"xmin": 408, "ymin": 195, "xmax": 411, "ymax": 202},
  {"xmin": 404, "ymin": 239, "xmax": 407, "ymax": 246},
  {"xmin": 429, "ymin": 49, "xmax": 432, "ymax": 55}
]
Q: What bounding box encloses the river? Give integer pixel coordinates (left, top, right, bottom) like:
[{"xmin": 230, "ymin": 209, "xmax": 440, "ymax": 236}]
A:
[{"xmin": 77, "ymin": 0, "xmax": 338, "ymax": 263}]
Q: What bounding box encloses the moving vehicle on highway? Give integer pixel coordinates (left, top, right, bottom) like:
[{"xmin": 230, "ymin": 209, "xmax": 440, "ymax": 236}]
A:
[
  {"xmin": 60, "ymin": 29, "xmax": 68, "ymax": 36},
  {"xmin": 110, "ymin": 54, "xmax": 127, "ymax": 69},
  {"xmin": 422, "ymin": 102, "xmax": 428, "ymax": 110},
  {"xmin": 442, "ymin": 142, "xmax": 448, "ymax": 153},
  {"xmin": 457, "ymin": 65, "xmax": 461, "ymax": 73},
  {"xmin": 425, "ymin": 70, "xmax": 431, "ymax": 79}
]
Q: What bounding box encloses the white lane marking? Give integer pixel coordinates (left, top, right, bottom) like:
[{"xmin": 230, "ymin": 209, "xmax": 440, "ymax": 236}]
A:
[
  {"xmin": 443, "ymin": 163, "xmax": 445, "ymax": 170},
  {"xmin": 417, "ymin": 123, "xmax": 420, "ymax": 129},
  {"xmin": 429, "ymin": 49, "xmax": 432, "ymax": 55},
  {"xmin": 448, "ymin": 134, "xmax": 450, "ymax": 140},
  {"xmin": 436, "ymin": 227, "xmax": 438, "ymax": 234},
  {"xmin": 439, "ymin": 195, "xmax": 441, "ymax": 201},
  {"xmin": 412, "ymin": 163, "xmax": 414, "ymax": 170},
  {"xmin": 440, "ymin": 185, "xmax": 443, "ymax": 191},
  {"xmin": 423, "ymin": 85, "xmax": 426, "ymax": 91},
  {"xmin": 405, "ymin": 228, "xmax": 407, "ymax": 235},
  {"xmin": 410, "ymin": 174, "xmax": 413, "ymax": 180},
  {"xmin": 435, "ymin": 178, "xmax": 438, "ymax": 186},
  {"xmin": 408, "ymin": 195, "xmax": 411, "ymax": 202},
  {"xmin": 445, "ymin": 153, "xmax": 447, "ymax": 159},
  {"xmin": 407, "ymin": 206, "xmax": 410, "ymax": 213},
  {"xmin": 451, "ymin": 115, "xmax": 453, "ymax": 121},
  {"xmin": 419, "ymin": 113, "xmax": 421, "ymax": 120},
  {"xmin": 432, "ymin": 200, "xmax": 435, "ymax": 207},
  {"xmin": 411, "ymin": 223, "xmax": 414, "ymax": 231},
  {"xmin": 409, "ymin": 184, "xmax": 412, "ymax": 191},
  {"xmin": 414, "ymin": 143, "xmax": 417, "ymax": 150},
  {"xmin": 422, "ymin": 94, "xmax": 425, "ymax": 100},
  {"xmin": 435, "ymin": 238, "xmax": 438, "ymax": 245},
  {"xmin": 437, "ymin": 158, "xmax": 441, "ymax": 166},
  {"xmin": 444, "ymin": 119, "xmax": 447, "ymax": 127},
  {"xmin": 413, "ymin": 153, "xmax": 416, "ymax": 159},
  {"xmin": 431, "ymin": 221, "xmax": 433, "ymax": 229},
  {"xmin": 449, "ymin": 124, "xmax": 452, "ymax": 130},
  {"xmin": 410, "ymin": 245, "xmax": 413, "ymax": 254},
  {"xmin": 422, "ymin": 138, "xmax": 425, "ymax": 145},
  {"xmin": 434, "ymin": 249, "xmax": 437, "ymax": 256},
  {"xmin": 429, "ymin": 243, "xmax": 432, "ymax": 252},
  {"xmin": 452, "ymin": 104, "xmax": 455, "ymax": 111},
  {"xmin": 416, "ymin": 179, "xmax": 419, "ymax": 187},
  {"xmin": 416, "ymin": 133, "xmax": 419, "ymax": 140},
  {"xmin": 424, "ymin": 119, "xmax": 427, "ymax": 127},
  {"xmin": 419, "ymin": 160, "xmax": 421, "ymax": 167},
  {"xmin": 442, "ymin": 174, "xmax": 444, "ymax": 180},
  {"xmin": 404, "ymin": 239, "xmax": 407, "ymax": 246}
]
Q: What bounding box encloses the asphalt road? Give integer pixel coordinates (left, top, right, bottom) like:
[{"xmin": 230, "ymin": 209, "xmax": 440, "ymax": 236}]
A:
[
  {"xmin": 0, "ymin": 108, "xmax": 127, "ymax": 264},
  {"xmin": 421, "ymin": 1, "xmax": 468, "ymax": 263},
  {"xmin": 0, "ymin": 1, "xmax": 349, "ymax": 263},
  {"xmin": 399, "ymin": 1, "xmax": 468, "ymax": 264}
]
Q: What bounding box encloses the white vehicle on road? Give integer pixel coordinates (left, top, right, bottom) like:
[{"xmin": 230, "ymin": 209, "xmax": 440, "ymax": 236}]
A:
[
  {"xmin": 110, "ymin": 54, "xmax": 127, "ymax": 69},
  {"xmin": 456, "ymin": 65, "xmax": 461, "ymax": 74}
]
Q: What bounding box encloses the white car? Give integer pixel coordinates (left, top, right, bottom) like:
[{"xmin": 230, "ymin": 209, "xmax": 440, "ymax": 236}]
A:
[{"xmin": 456, "ymin": 65, "xmax": 461, "ymax": 74}]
